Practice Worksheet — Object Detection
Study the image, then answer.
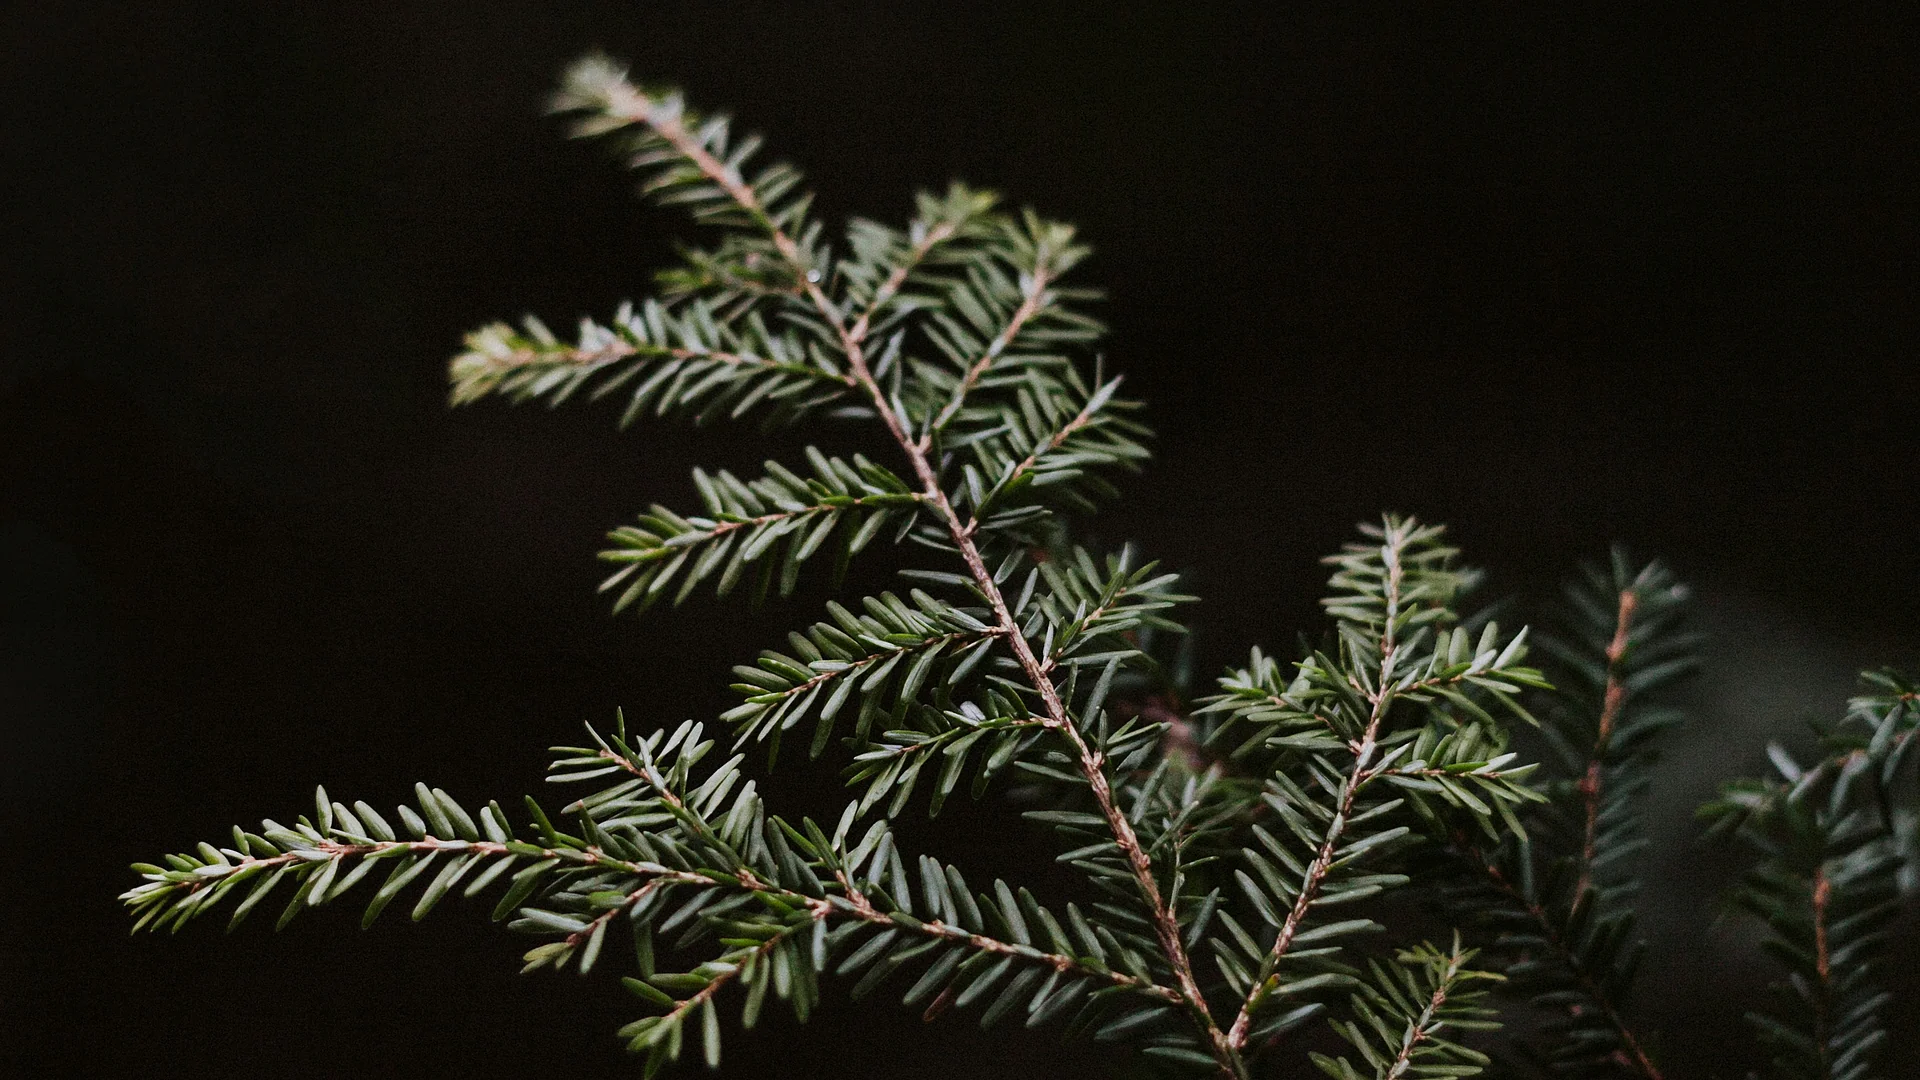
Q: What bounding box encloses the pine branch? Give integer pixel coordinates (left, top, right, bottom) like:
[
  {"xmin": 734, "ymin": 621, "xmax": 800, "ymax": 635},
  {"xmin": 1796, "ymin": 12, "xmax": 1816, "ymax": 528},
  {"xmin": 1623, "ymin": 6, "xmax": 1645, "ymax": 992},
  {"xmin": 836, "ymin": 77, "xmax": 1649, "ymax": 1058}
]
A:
[
  {"xmin": 723, "ymin": 588, "xmax": 1056, "ymax": 821},
  {"xmin": 121, "ymin": 787, "xmax": 695, "ymax": 936},
  {"xmin": 1226, "ymin": 550, "xmax": 1409, "ymax": 1049},
  {"xmin": 131, "ymin": 717, "xmax": 1189, "ymax": 1075},
  {"xmin": 1004, "ymin": 387, "xmax": 1111, "ymax": 482},
  {"xmin": 1310, "ymin": 935, "xmax": 1501, "ymax": 1080},
  {"xmin": 599, "ymin": 453, "xmax": 921, "ymax": 611},
  {"xmin": 943, "ymin": 370, "xmax": 1147, "ymax": 527},
  {"xmin": 1229, "ymin": 718, "xmax": 1392, "ymax": 1046},
  {"xmin": 848, "ymin": 703, "xmax": 1047, "ymax": 819},
  {"xmin": 842, "ymin": 183, "xmax": 998, "ymax": 339},
  {"xmin": 449, "ymin": 302, "xmax": 853, "ymax": 420},
  {"xmin": 562, "ymin": 61, "xmax": 1235, "ymax": 1073},
  {"xmin": 126, "ymin": 51, "xmax": 1920, "ymax": 1080},
  {"xmin": 1223, "ymin": 518, "xmax": 1545, "ymax": 1052},
  {"xmin": 832, "ymin": 178, "xmax": 1240, "ymax": 1080},
  {"xmin": 557, "ymin": 58, "xmax": 817, "ymax": 266},
  {"xmin": 1464, "ymin": 849, "xmax": 1666, "ymax": 1080},
  {"xmin": 1702, "ymin": 670, "xmax": 1917, "ymax": 1080},
  {"xmin": 927, "ymin": 235, "xmax": 1062, "ymax": 432},
  {"xmin": 1443, "ymin": 554, "xmax": 1690, "ymax": 1079}
]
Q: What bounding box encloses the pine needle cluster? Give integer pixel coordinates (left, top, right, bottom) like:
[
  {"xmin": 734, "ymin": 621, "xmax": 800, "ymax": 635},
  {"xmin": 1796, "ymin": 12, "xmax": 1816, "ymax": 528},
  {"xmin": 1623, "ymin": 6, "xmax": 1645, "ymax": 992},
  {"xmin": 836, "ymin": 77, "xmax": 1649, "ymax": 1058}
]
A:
[{"xmin": 124, "ymin": 56, "xmax": 1915, "ymax": 1080}]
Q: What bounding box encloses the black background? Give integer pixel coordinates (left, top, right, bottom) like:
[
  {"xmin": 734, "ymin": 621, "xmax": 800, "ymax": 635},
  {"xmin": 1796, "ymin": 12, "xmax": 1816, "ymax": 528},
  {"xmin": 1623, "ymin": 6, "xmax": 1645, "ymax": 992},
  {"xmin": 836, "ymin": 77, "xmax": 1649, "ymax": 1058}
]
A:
[{"xmin": 4, "ymin": 3, "xmax": 1917, "ymax": 1077}]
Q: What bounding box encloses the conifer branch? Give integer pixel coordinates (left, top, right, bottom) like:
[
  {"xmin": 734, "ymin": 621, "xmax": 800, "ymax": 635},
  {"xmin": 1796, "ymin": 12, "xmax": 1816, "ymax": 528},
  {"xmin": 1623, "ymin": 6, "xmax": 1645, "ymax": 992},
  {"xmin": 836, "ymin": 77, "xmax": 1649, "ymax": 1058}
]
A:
[
  {"xmin": 1702, "ymin": 669, "xmax": 1916, "ymax": 1080},
  {"xmin": 589, "ymin": 76, "xmax": 1234, "ymax": 1071},
  {"xmin": 1002, "ymin": 389, "xmax": 1109, "ymax": 489},
  {"xmin": 834, "ymin": 205, "xmax": 1237, "ymax": 1080},
  {"xmin": 1379, "ymin": 944, "xmax": 1479, "ymax": 1080},
  {"xmin": 449, "ymin": 306, "xmax": 854, "ymax": 420},
  {"xmin": 124, "ymin": 53, "xmax": 1920, "ymax": 1080},
  {"xmin": 1468, "ymin": 850, "xmax": 1666, "ymax": 1080},
  {"xmin": 847, "ymin": 218, "xmax": 960, "ymax": 341},
  {"xmin": 928, "ymin": 261, "xmax": 1054, "ymax": 432},
  {"xmin": 598, "ymin": 454, "xmax": 921, "ymax": 611},
  {"xmin": 1229, "ymin": 537, "xmax": 1408, "ymax": 1050},
  {"xmin": 592, "ymin": 79, "xmax": 805, "ymax": 268},
  {"xmin": 1309, "ymin": 936, "xmax": 1501, "ymax": 1080},
  {"xmin": 1418, "ymin": 554, "xmax": 1687, "ymax": 1079},
  {"xmin": 455, "ymin": 333, "xmax": 836, "ymax": 396}
]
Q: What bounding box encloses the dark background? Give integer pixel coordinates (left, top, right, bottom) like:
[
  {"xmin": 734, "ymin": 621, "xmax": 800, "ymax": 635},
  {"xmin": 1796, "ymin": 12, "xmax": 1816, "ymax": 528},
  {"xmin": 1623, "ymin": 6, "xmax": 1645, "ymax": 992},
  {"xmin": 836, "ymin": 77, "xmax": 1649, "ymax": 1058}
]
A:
[{"xmin": 4, "ymin": 3, "xmax": 1916, "ymax": 1077}]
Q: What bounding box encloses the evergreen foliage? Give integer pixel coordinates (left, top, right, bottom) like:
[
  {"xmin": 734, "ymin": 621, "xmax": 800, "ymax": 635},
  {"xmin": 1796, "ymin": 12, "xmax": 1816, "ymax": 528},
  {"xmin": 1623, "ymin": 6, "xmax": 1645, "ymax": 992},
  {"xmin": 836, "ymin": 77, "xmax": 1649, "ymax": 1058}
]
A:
[
  {"xmin": 1426, "ymin": 555, "xmax": 1693, "ymax": 1079},
  {"xmin": 124, "ymin": 55, "xmax": 1915, "ymax": 1079},
  {"xmin": 1700, "ymin": 671, "xmax": 1917, "ymax": 1080}
]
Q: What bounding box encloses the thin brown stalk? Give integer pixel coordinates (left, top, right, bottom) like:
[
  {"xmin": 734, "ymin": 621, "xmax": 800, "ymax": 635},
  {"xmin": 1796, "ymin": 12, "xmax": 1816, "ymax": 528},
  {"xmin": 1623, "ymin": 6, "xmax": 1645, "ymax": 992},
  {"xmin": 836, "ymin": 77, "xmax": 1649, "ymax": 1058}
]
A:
[
  {"xmin": 1386, "ymin": 981, "xmax": 1450, "ymax": 1080},
  {"xmin": 1812, "ymin": 869, "xmax": 1832, "ymax": 983},
  {"xmin": 473, "ymin": 339, "xmax": 828, "ymax": 378},
  {"xmin": 841, "ymin": 894, "xmax": 1179, "ymax": 1000},
  {"xmin": 1575, "ymin": 588, "xmax": 1638, "ymax": 899},
  {"xmin": 1811, "ymin": 866, "xmax": 1833, "ymax": 1071}
]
